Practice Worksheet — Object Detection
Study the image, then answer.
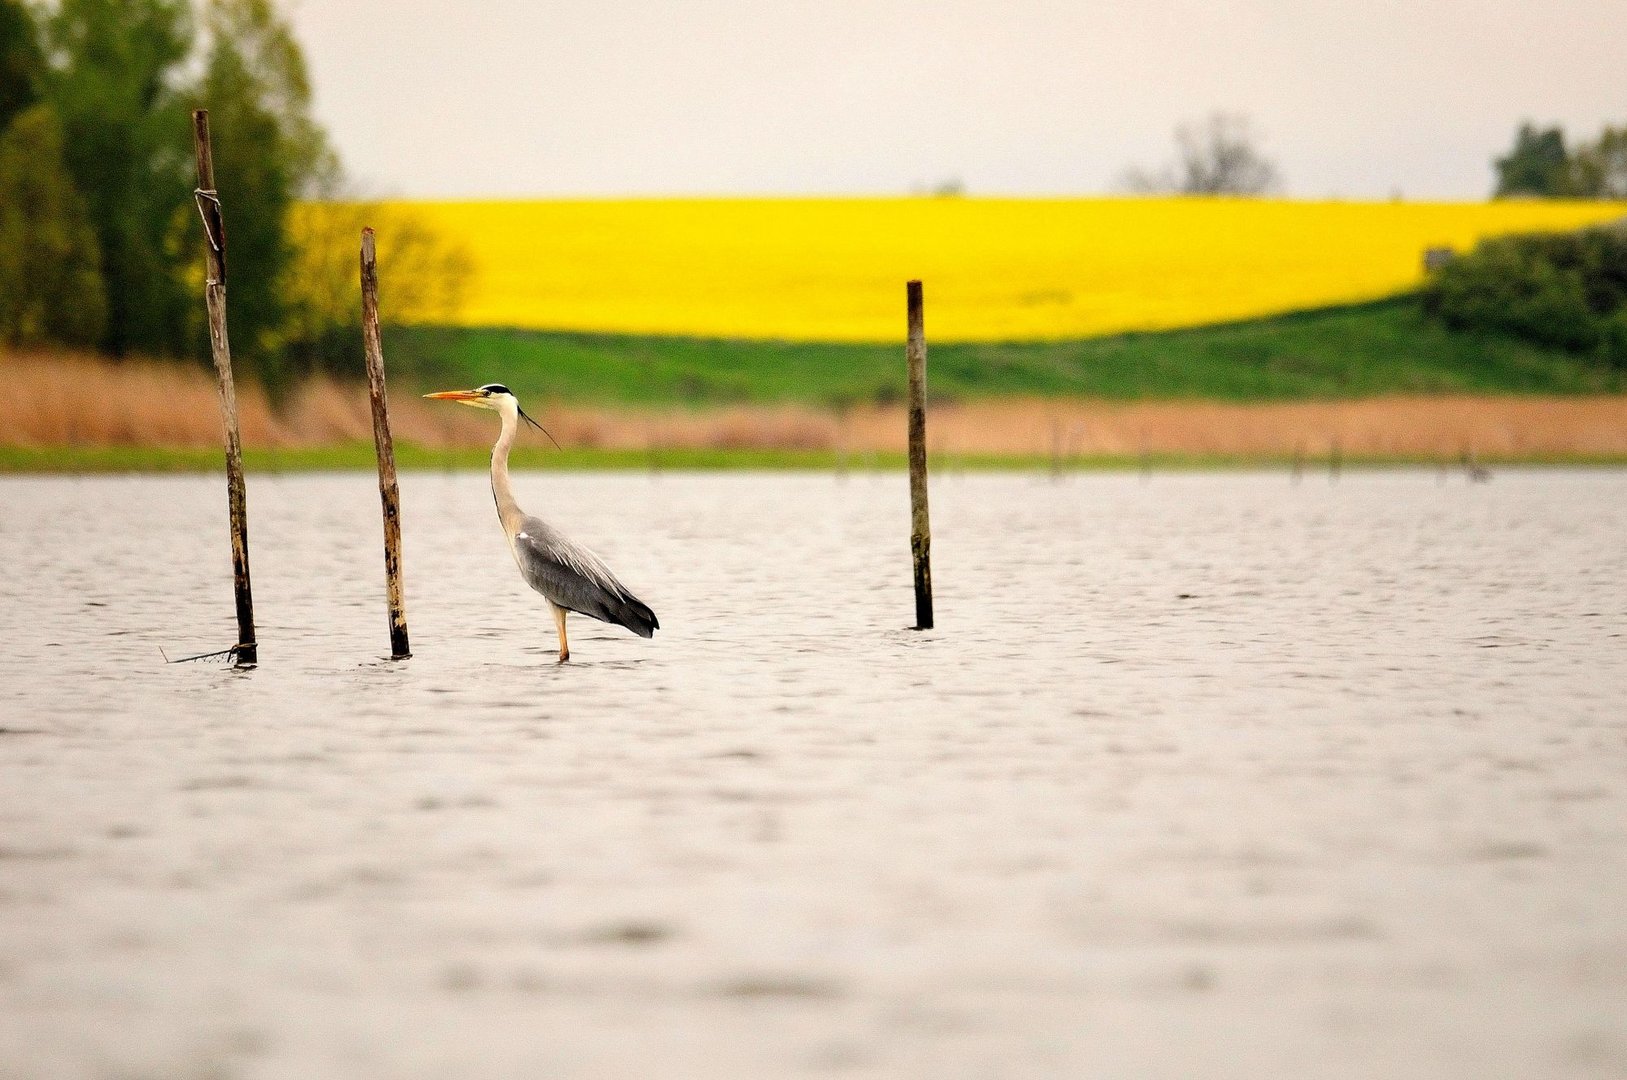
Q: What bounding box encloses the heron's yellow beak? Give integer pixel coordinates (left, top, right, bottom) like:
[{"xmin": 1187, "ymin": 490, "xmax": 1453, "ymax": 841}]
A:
[{"xmin": 423, "ymin": 389, "xmax": 486, "ymax": 407}]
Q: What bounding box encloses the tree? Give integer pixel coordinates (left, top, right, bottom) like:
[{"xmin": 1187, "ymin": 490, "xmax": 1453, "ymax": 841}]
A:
[
  {"xmin": 194, "ymin": 3, "xmax": 469, "ymax": 389},
  {"xmin": 0, "ymin": 103, "xmax": 108, "ymax": 346},
  {"xmin": 282, "ymin": 200, "xmax": 473, "ymax": 378},
  {"xmin": 1121, "ymin": 113, "xmax": 1279, "ymax": 196},
  {"xmin": 0, "ymin": 0, "xmax": 43, "ymax": 130},
  {"xmin": 1174, "ymin": 114, "xmax": 1279, "ymax": 195},
  {"xmin": 1493, "ymin": 121, "xmax": 1627, "ymax": 200},
  {"xmin": 41, "ymin": 0, "xmax": 196, "ymax": 357},
  {"xmin": 196, "ymin": 0, "xmax": 340, "ymax": 394},
  {"xmin": 10, "ymin": 0, "xmax": 467, "ymax": 391},
  {"xmin": 1493, "ymin": 123, "xmax": 1573, "ymax": 198},
  {"xmin": 1568, "ymin": 125, "xmax": 1627, "ymax": 200}
]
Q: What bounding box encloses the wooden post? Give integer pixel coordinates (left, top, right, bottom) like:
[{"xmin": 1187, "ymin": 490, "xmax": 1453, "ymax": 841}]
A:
[
  {"xmin": 1463, "ymin": 444, "xmax": 1491, "ymax": 483},
  {"xmin": 906, "ymin": 280, "xmax": 933, "ymax": 630},
  {"xmin": 360, "ymin": 228, "xmax": 411, "ymax": 659},
  {"xmin": 191, "ymin": 110, "xmax": 256, "ymax": 666},
  {"xmin": 835, "ymin": 413, "xmax": 849, "ymax": 481}
]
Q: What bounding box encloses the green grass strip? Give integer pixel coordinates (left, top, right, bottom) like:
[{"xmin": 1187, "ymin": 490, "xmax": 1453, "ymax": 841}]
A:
[{"xmin": 384, "ymin": 296, "xmax": 1624, "ymax": 406}]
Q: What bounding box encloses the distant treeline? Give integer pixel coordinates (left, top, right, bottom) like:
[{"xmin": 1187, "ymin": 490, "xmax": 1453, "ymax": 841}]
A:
[
  {"xmin": 1494, "ymin": 122, "xmax": 1627, "ymax": 200},
  {"xmin": 0, "ymin": 0, "xmax": 468, "ymax": 397}
]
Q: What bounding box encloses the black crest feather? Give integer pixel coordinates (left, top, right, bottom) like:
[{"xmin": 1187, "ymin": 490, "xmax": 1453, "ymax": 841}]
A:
[{"xmin": 519, "ymin": 405, "xmax": 563, "ymax": 450}]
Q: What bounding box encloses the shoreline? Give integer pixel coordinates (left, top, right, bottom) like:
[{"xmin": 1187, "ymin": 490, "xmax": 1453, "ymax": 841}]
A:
[{"xmin": 3, "ymin": 444, "xmax": 1625, "ymax": 474}]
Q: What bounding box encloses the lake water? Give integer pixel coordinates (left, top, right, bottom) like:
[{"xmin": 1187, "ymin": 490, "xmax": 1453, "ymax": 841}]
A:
[{"xmin": 1, "ymin": 469, "xmax": 1624, "ymax": 1079}]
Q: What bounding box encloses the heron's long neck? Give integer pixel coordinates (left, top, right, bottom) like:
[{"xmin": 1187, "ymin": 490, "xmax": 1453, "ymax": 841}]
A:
[{"xmin": 490, "ymin": 404, "xmax": 525, "ymax": 533}]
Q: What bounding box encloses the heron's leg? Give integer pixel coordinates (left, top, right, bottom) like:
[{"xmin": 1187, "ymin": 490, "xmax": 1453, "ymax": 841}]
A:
[{"xmin": 552, "ymin": 604, "xmax": 570, "ymax": 662}]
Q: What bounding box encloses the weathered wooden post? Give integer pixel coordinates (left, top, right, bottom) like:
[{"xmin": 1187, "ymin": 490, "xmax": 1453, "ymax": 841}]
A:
[
  {"xmin": 906, "ymin": 280, "xmax": 934, "ymax": 630},
  {"xmin": 832, "ymin": 397, "xmax": 852, "ymax": 481},
  {"xmin": 360, "ymin": 228, "xmax": 411, "ymax": 659},
  {"xmin": 191, "ymin": 109, "xmax": 257, "ymax": 666},
  {"xmin": 1066, "ymin": 422, "xmax": 1084, "ymax": 474},
  {"xmin": 1463, "ymin": 444, "xmax": 1491, "ymax": 483}
]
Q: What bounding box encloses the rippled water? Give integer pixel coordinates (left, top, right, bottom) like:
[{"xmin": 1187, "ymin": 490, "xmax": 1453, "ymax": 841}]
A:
[{"xmin": 2, "ymin": 469, "xmax": 1625, "ymax": 1079}]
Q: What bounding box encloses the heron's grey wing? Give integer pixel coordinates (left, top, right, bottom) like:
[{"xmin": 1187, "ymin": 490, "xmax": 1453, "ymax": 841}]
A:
[{"xmin": 512, "ymin": 517, "xmax": 659, "ymax": 638}]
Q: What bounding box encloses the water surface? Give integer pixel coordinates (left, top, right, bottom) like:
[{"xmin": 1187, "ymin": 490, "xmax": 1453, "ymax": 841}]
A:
[{"xmin": 2, "ymin": 470, "xmax": 1624, "ymax": 1079}]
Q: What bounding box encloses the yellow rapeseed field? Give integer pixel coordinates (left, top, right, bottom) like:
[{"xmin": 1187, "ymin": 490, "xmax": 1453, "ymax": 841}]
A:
[{"xmin": 357, "ymin": 198, "xmax": 1627, "ymax": 342}]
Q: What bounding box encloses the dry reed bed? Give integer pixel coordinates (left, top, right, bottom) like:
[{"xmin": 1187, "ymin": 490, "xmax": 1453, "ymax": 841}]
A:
[{"xmin": 4, "ymin": 349, "xmax": 1626, "ymax": 458}]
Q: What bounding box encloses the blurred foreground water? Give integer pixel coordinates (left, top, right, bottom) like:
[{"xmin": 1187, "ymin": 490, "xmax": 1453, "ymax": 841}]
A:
[{"xmin": 1, "ymin": 470, "xmax": 1624, "ymax": 1079}]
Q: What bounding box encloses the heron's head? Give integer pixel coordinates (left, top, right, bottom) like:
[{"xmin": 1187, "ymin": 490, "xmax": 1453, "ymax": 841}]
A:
[
  {"xmin": 423, "ymin": 383, "xmax": 561, "ymax": 447},
  {"xmin": 423, "ymin": 383, "xmax": 514, "ymax": 411}
]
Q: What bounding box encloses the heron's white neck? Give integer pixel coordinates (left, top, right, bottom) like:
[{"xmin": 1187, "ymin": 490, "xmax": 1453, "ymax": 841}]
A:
[{"xmin": 489, "ymin": 399, "xmax": 525, "ymax": 533}]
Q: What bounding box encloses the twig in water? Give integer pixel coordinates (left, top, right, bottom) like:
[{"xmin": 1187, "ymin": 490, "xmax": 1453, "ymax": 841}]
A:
[{"xmin": 162, "ymin": 643, "xmax": 250, "ymax": 664}]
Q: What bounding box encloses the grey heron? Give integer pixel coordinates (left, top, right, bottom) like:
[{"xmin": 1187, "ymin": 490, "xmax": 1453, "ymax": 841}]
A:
[{"xmin": 425, "ymin": 384, "xmax": 658, "ymax": 661}]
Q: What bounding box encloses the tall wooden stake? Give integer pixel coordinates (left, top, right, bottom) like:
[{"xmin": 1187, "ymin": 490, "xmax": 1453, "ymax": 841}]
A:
[
  {"xmin": 192, "ymin": 110, "xmax": 256, "ymax": 666},
  {"xmin": 360, "ymin": 229, "xmax": 411, "ymax": 659},
  {"xmin": 906, "ymin": 280, "xmax": 934, "ymax": 630}
]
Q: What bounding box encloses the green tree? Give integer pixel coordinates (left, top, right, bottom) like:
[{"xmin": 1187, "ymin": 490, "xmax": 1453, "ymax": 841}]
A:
[
  {"xmin": 14, "ymin": 0, "xmax": 465, "ymax": 391},
  {"xmin": 1493, "ymin": 123, "xmax": 1574, "ymax": 198},
  {"xmin": 40, "ymin": 0, "xmax": 195, "ymax": 357},
  {"xmin": 0, "ymin": 103, "xmax": 108, "ymax": 346},
  {"xmin": 1568, "ymin": 125, "xmax": 1627, "ymax": 200},
  {"xmin": 0, "ymin": 0, "xmax": 43, "ymax": 129},
  {"xmin": 283, "ymin": 200, "xmax": 473, "ymax": 378},
  {"xmin": 195, "ymin": 0, "xmax": 338, "ymax": 393}
]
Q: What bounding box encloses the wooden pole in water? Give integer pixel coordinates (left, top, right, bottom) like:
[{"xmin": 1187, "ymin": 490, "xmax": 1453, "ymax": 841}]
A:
[
  {"xmin": 906, "ymin": 280, "xmax": 934, "ymax": 630},
  {"xmin": 191, "ymin": 109, "xmax": 257, "ymax": 666},
  {"xmin": 833, "ymin": 403, "xmax": 850, "ymax": 481},
  {"xmin": 360, "ymin": 229, "xmax": 411, "ymax": 659}
]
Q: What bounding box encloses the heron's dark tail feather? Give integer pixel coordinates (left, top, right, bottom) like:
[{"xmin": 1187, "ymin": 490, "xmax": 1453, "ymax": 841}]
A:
[{"xmin": 598, "ymin": 592, "xmax": 658, "ymax": 638}]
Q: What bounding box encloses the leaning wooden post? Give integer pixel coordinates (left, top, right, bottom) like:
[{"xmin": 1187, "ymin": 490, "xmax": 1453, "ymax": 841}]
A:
[
  {"xmin": 360, "ymin": 228, "xmax": 411, "ymax": 659},
  {"xmin": 191, "ymin": 109, "xmax": 257, "ymax": 666},
  {"xmin": 906, "ymin": 280, "xmax": 934, "ymax": 630}
]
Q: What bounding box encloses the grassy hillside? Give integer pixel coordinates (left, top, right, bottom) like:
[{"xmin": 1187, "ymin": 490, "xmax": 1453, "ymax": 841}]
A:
[{"xmin": 385, "ymin": 297, "xmax": 1623, "ymax": 406}]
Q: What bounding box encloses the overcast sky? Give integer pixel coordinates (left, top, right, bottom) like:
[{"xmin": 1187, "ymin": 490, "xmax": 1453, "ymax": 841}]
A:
[{"xmin": 285, "ymin": 0, "xmax": 1623, "ymax": 201}]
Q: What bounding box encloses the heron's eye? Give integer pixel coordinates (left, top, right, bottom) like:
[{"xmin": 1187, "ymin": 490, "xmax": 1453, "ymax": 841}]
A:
[{"xmin": 478, "ymin": 383, "xmax": 510, "ymax": 396}]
